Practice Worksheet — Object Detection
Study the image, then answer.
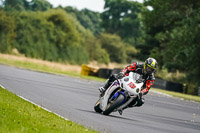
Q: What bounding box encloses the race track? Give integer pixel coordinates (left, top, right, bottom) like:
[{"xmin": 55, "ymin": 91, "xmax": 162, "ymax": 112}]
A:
[{"xmin": 0, "ymin": 64, "xmax": 200, "ymax": 133}]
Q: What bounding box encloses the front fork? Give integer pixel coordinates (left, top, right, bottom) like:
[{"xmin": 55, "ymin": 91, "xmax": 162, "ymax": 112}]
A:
[
  {"xmin": 114, "ymin": 89, "xmax": 139, "ymax": 111},
  {"xmin": 109, "ymin": 89, "xmax": 127, "ymax": 105}
]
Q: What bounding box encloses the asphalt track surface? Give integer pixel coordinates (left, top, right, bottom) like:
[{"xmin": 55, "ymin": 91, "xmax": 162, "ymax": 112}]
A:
[{"xmin": 0, "ymin": 64, "xmax": 200, "ymax": 133}]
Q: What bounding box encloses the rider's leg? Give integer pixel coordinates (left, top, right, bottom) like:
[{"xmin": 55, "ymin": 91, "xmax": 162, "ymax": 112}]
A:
[
  {"xmin": 127, "ymin": 96, "xmax": 145, "ymax": 107},
  {"xmin": 118, "ymin": 97, "xmax": 144, "ymax": 115},
  {"xmin": 99, "ymin": 74, "xmax": 117, "ymax": 93},
  {"xmin": 135, "ymin": 97, "xmax": 145, "ymax": 107}
]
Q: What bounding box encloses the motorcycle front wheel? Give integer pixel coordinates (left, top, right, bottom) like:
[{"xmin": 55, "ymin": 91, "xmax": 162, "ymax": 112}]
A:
[
  {"xmin": 103, "ymin": 94, "xmax": 124, "ymax": 115},
  {"xmin": 94, "ymin": 99, "xmax": 103, "ymax": 113}
]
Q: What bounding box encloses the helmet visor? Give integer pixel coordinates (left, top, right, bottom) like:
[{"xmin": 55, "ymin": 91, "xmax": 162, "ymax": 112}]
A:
[{"xmin": 146, "ymin": 65, "xmax": 155, "ymax": 74}]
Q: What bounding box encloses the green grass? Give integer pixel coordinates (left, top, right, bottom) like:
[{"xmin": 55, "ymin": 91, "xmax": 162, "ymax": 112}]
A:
[
  {"xmin": 151, "ymin": 88, "xmax": 200, "ymax": 102},
  {"xmin": 0, "ymin": 87, "xmax": 97, "ymax": 133}
]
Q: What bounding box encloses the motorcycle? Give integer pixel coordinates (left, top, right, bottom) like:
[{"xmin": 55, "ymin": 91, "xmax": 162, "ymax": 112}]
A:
[{"xmin": 94, "ymin": 72, "xmax": 144, "ymax": 115}]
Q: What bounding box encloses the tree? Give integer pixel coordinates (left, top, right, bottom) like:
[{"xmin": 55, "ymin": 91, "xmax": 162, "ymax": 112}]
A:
[
  {"xmin": 13, "ymin": 9, "xmax": 89, "ymax": 64},
  {"xmin": 98, "ymin": 33, "xmax": 137, "ymax": 63},
  {"xmin": 30, "ymin": 0, "xmax": 52, "ymax": 11},
  {"xmin": 84, "ymin": 35, "xmax": 110, "ymax": 64},
  {"xmin": 3, "ymin": 0, "xmax": 52, "ymax": 11},
  {"xmin": 3, "ymin": 0, "xmax": 28, "ymax": 11},
  {"xmin": 143, "ymin": 0, "xmax": 200, "ymax": 94},
  {"xmin": 81, "ymin": 8, "xmax": 103, "ymax": 35},
  {"xmin": 98, "ymin": 33, "xmax": 127, "ymax": 63},
  {"xmin": 101, "ymin": 0, "xmax": 146, "ymax": 45},
  {"xmin": 63, "ymin": 6, "xmax": 102, "ymax": 36}
]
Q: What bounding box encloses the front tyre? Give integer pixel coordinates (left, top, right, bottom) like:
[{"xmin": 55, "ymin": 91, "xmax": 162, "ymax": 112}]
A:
[
  {"xmin": 103, "ymin": 94, "xmax": 124, "ymax": 115},
  {"xmin": 94, "ymin": 99, "xmax": 102, "ymax": 113}
]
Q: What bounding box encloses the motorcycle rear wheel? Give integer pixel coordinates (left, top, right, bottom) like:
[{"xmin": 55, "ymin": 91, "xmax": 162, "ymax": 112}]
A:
[{"xmin": 103, "ymin": 94, "xmax": 124, "ymax": 115}]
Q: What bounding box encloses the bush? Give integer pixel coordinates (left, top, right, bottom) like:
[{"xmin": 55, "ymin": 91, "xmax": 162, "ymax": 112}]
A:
[
  {"xmin": 98, "ymin": 33, "xmax": 137, "ymax": 63},
  {"xmin": 0, "ymin": 9, "xmax": 15, "ymax": 53},
  {"xmin": 13, "ymin": 9, "xmax": 89, "ymax": 64},
  {"xmin": 84, "ymin": 35, "xmax": 110, "ymax": 64}
]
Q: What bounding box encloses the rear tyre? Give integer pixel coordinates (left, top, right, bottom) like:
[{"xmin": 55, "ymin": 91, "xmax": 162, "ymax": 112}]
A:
[
  {"xmin": 103, "ymin": 94, "xmax": 124, "ymax": 115},
  {"xmin": 94, "ymin": 99, "xmax": 102, "ymax": 113}
]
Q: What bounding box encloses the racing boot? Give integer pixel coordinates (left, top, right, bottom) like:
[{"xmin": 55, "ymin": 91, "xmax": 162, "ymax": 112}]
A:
[
  {"xmin": 118, "ymin": 109, "xmax": 123, "ymax": 115},
  {"xmin": 99, "ymin": 79, "xmax": 109, "ymax": 96}
]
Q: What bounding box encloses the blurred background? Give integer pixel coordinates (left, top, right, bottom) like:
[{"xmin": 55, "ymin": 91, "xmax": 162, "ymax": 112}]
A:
[{"xmin": 0, "ymin": 0, "xmax": 199, "ymax": 95}]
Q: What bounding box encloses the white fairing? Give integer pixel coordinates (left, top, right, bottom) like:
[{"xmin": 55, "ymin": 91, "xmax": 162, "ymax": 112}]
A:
[
  {"xmin": 99, "ymin": 72, "xmax": 144, "ymax": 111},
  {"xmin": 121, "ymin": 72, "xmax": 144, "ymax": 97},
  {"xmin": 99, "ymin": 80, "xmax": 120, "ymax": 111}
]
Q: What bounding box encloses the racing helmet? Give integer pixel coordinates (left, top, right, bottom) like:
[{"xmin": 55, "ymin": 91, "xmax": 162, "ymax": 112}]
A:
[{"xmin": 144, "ymin": 57, "xmax": 158, "ymax": 74}]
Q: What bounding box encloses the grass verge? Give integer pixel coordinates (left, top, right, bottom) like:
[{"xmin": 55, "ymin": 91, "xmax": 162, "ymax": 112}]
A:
[
  {"xmin": 151, "ymin": 88, "xmax": 200, "ymax": 102},
  {"xmin": 0, "ymin": 87, "xmax": 97, "ymax": 133},
  {"xmin": 0, "ymin": 54, "xmax": 105, "ymax": 82}
]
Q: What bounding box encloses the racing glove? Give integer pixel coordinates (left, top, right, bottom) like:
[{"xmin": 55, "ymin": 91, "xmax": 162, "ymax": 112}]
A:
[{"xmin": 116, "ymin": 72, "xmax": 125, "ymax": 79}]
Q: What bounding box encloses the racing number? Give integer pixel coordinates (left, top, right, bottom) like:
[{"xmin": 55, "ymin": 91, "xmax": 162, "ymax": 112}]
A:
[{"xmin": 128, "ymin": 82, "xmax": 136, "ymax": 89}]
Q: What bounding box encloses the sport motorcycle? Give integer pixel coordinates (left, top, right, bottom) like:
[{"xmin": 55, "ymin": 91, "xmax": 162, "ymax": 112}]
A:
[{"xmin": 94, "ymin": 72, "xmax": 144, "ymax": 115}]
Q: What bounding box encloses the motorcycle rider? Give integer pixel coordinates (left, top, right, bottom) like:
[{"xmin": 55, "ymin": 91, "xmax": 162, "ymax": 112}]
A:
[{"xmin": 99, "ymin": 57, "xmax": 158, "ymax": 114}]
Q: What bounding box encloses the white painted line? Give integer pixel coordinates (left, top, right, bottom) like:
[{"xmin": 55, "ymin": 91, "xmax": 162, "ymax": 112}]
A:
[
  {"xmin": 151, "ymin": 90, "xmax": 199, "ymax": 104},
  {"xmin": 0, "ymin": 84, "xmax": 5, "ymax": 89},
  {"xmin": 18, "ymin": 95, "xmax": 69, "ymax": 121},
  {"xmin": 150, "ymin": 90, "xmax": 172, "ymax": 97}
]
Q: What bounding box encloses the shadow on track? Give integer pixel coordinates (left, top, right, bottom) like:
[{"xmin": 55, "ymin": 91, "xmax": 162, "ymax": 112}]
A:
[
  {"xmin": 76, "ymin": 108, "xmax": 140, "ymax": 122},
  {"xmin": 77, "ymin": 108, "xmax": 200, "ymax": 132}
]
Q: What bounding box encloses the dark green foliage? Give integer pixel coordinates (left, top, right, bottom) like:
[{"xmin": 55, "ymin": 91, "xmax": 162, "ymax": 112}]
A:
[
  {"xmin": 81, "ymin": 9, "xmax": 103, "ymax": 35},
  {"xmin": 3, "ymin": 0, "xmax": 52, "ymax": 11},
  {"xmin": 143, "ymin": 0, "xmax": 200, "ymax": 94},
  {"xmin": 3, "ymin": 0, "xmax": 27, "ymax": 11},
  {"xmin": 30, "ymin": 0, "xmax": 52, "ymax": 11},
  {"xmin": 63, "ymin": 6, "xmax": 103, "ymax": 36},
  {"xmin": 101, "ymin": 0, "xmax": 146, "ymax": 45}
]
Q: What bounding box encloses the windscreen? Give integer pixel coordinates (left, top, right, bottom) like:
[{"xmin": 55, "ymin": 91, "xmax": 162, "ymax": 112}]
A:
[{"xmin": 131, "ymin": 73, "xmax": 144, "ymax": 83}]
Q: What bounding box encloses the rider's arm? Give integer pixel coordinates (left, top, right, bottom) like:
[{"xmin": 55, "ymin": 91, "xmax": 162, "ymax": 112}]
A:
[
  {"xmin": 122, "ymin": 62, "xmax": 137, "ymax": 75},
  {"xmin": 142, "ymin": 80, "xmax": 154, "ymax": 95},
  {"xmin": 142, "ymin": 74, "xmax": 155, "ymax": 95}
]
